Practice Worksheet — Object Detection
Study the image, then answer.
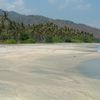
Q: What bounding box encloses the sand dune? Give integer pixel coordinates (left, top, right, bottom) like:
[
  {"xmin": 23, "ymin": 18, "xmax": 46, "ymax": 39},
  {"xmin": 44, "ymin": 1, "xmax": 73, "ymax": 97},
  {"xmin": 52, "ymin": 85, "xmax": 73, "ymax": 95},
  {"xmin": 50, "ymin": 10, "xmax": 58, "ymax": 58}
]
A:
[{"xmin": 0, "ymin": 44, "xmax": 100, "ymax": 100}]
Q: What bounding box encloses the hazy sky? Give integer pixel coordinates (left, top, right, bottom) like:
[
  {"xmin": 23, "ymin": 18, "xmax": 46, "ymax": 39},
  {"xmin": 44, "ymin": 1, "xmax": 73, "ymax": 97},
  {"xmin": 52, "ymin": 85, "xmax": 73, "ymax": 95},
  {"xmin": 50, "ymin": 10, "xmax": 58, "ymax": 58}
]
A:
[{"xmin": 0, "ymin": 0, "xmax": 99, "ymax": 28}]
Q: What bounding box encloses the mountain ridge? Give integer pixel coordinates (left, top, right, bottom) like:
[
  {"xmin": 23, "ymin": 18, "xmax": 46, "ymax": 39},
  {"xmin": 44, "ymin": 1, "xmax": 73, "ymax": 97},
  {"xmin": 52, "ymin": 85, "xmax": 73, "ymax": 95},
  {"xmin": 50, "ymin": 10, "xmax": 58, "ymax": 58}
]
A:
[{"xmin": 0, "ymin": 9, "xmax": 100, "ymax": 38}]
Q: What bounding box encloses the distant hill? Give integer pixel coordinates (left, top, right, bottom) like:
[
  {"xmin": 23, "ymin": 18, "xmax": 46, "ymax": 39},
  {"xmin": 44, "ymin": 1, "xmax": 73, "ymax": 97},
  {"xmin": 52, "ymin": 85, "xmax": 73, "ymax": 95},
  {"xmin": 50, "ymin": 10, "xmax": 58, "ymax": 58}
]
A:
[{"xmin": 0, "ymin": 9, "xmax": 100, "ymax": 38}]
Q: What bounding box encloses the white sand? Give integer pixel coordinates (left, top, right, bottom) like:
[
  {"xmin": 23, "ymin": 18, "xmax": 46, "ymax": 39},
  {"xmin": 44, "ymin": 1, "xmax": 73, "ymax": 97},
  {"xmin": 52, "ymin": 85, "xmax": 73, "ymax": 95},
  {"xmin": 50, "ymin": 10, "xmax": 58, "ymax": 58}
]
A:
[{"xmin": 0, "ymin": 44, "xmax": 100, "ymax": 100}]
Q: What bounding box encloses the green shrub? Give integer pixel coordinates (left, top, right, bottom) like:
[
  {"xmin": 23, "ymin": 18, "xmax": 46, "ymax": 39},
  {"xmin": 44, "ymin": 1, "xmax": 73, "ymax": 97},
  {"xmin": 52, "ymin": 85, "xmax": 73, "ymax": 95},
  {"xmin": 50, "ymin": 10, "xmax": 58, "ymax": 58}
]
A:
[
  {"xmin": 20, "ymin": 32, "xmax": 29, "ymax": 41},
  {"xmin": 44, "ymin": 36, "xmax": 53, "ymax": 43},
  {"xmin": 71, "ymin": 39, "xmax": 83, "ymax": 43},
  {"xmin": 21, "ymin": 39, "xmax": 36, "ymax": 43},
  {"xmin": 52, "ymin": 36, "xmax": 63, "ymax": 43},
  {"xmin": 4, "ymin": 39, "xmax": 17, "ymax": 44}
]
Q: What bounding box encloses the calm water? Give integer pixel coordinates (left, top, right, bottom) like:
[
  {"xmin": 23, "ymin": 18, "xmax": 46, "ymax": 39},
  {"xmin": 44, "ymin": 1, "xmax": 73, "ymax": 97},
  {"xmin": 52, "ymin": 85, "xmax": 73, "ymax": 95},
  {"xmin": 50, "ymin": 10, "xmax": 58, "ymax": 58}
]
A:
[
  {"xmin": 79, "ymin": 47, "xmax": 100, "ymax": 79},
  {"xmin": 96, "ymin": 46, "xmax": 100, "ymax": 52},
  {"xmin": 79, "ymin": 58, "xmax": 100, "ymax": 79}
]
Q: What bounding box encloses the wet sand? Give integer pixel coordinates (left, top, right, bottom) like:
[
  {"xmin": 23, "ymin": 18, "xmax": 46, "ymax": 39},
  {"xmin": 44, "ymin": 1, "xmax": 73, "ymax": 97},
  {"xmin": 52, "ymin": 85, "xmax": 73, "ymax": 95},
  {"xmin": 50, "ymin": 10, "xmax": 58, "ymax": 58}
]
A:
[{"xmin": 0, "ymin": 44, "xmax": 100, "ymax": 100}]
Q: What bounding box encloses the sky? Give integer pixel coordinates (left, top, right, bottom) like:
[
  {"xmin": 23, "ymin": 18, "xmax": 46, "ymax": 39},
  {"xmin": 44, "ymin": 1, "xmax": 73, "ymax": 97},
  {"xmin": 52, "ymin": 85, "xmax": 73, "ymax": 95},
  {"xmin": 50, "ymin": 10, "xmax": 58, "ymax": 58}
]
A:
[{"xmin": 0, "ymin": 0, "xmax": 100, "ymax": 28}]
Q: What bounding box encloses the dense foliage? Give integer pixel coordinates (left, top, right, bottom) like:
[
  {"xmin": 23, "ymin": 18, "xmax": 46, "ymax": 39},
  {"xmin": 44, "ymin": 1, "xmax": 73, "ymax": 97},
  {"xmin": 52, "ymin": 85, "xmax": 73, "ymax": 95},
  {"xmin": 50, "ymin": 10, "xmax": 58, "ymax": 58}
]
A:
[{"xmin": 0, "ymin": 11, "xmax": 96, "ymax": 43}]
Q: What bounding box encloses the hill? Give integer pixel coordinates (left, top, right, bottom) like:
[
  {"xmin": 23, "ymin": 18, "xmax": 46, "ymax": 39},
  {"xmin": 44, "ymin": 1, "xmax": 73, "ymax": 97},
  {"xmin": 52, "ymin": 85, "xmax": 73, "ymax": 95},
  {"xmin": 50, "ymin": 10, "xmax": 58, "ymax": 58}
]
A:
[{"xmin": 0, "ymin": 9, "xmax": 100, "ymax": 39}]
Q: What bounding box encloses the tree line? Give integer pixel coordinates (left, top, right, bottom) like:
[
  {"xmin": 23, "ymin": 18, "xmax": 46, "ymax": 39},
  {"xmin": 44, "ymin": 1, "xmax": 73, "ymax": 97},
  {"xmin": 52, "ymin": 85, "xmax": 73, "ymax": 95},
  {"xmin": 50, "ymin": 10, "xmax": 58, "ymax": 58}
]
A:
[{"xmin": 0, "ymin": 11, "xmax": 97, "ymax": 44}]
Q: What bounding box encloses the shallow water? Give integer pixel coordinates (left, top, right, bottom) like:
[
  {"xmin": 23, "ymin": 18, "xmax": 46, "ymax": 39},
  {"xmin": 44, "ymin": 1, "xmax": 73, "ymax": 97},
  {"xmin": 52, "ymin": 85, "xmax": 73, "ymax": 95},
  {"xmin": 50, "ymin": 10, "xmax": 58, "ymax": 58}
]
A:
[
  {"xmin": 96, "ymin": 46, "xmax": 100, "ymax": 52},
  {"xmin": 79, "ymin": 58, "xmax": 100, "ymax": 79},
  {"xmin": 78, "ymin": 46, "xmax": 100, "ymax": 79}
]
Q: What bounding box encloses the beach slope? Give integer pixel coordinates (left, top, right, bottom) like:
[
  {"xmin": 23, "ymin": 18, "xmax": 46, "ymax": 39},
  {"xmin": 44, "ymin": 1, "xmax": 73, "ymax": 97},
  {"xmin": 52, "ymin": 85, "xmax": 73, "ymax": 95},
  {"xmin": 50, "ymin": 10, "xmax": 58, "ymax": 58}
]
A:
[{"xmin": 0, "ymin": 44, "xmax": 100, "ymax": 100}]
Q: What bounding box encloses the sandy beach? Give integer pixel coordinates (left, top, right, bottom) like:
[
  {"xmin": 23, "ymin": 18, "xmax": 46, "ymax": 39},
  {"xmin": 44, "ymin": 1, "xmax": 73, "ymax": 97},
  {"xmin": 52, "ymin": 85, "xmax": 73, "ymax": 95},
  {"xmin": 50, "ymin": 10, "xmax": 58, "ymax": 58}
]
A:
[{"xmin": 0, "ymin": 44, "xmax": 100, "ymax": 100}]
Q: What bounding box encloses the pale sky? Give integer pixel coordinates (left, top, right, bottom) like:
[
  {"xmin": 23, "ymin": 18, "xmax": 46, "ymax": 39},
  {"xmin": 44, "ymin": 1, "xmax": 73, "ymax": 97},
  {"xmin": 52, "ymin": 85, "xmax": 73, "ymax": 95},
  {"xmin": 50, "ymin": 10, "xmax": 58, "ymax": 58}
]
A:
[{"xmin": 0, "ymin": 0, "xmax": 100, "ymax": 28}]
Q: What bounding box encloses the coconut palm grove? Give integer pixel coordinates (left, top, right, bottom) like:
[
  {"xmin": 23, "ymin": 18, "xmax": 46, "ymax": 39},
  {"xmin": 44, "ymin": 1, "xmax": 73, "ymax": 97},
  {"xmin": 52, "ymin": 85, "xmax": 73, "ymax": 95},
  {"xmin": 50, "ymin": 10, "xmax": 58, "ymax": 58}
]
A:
[{"xmin": 0, "ymin": 11, "xmax": 99, "ymax": 44}]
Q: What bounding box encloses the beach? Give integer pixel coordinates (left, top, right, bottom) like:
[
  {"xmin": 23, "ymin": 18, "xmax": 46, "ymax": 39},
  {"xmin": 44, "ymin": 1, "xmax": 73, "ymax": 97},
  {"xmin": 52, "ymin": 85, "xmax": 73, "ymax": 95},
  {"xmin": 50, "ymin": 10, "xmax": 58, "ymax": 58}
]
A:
[{"xmin": 0, "ymin": 44, "xmax": 100, "ymax": 100}]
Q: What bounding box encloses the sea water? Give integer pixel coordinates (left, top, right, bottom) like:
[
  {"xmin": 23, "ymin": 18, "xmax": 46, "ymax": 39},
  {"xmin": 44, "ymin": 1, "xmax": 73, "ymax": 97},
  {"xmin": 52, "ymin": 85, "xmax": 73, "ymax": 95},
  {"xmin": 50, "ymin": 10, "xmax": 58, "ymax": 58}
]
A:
[{"xmin": 79, "ymin": 46, "xmax": 100, "ymax": 79}]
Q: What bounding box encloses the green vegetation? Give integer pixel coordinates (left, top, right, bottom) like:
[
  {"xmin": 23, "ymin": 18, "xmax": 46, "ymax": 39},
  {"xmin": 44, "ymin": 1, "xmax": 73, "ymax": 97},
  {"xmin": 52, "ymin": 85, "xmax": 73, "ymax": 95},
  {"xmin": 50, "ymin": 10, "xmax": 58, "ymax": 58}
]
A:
[{"xmin": 0, "ymin": 11, "xmax": 97, "ymax": 44}]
